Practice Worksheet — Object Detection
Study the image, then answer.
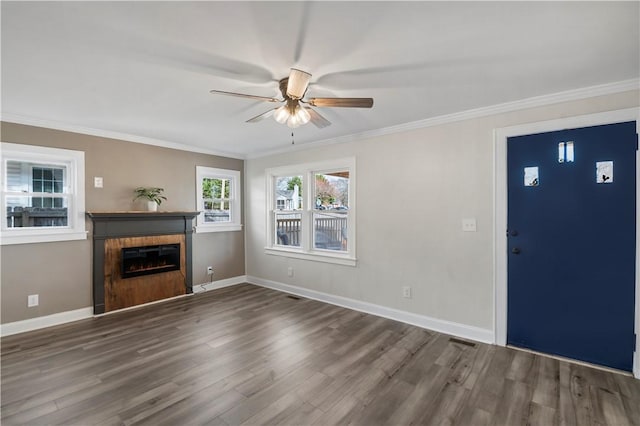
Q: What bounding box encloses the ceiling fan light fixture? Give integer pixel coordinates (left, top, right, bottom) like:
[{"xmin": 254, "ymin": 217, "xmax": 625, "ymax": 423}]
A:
[
  {"xmin": 273, "ymin": 105, "xmax": 289, "ymax": 124},
  {"xmin": 286, "ymin": 115, "xmax": 300, "ymax": 128},
  {"xmin": 295, "ymin": 105, "xmax": 311, "ymax": 125},
  {"xmin": 286, "ymin": 105, "xmax": 306, "ymax": 128},
  {"xmin": 286, "ymin": 68, "xmax": 311, "ymax": 99},
  {"xmin": 286, "ymin": 111, "xmax": 301, "ymax": 128}
]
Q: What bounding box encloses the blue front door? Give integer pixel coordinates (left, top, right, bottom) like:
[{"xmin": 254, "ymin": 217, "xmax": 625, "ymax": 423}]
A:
[{"xmin": 507, "ymin": 121, "xmax": 637, "ymax": 371}]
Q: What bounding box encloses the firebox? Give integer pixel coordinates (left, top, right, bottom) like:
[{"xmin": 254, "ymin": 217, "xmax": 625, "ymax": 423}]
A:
[{"xmin": 121, "ymin": 244, "xmax": 180, "ymax": 279}]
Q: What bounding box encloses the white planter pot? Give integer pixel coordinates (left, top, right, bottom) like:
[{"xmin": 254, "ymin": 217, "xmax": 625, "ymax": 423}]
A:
[{"xmin": 146, "ymin": 201, "xmax": 158, "ymax": 212}]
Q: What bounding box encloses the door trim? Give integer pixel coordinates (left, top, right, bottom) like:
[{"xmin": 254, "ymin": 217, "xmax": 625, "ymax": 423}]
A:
[{"xmin": 494, "ymin": 107, "xmax": 640, "ymax": 378}]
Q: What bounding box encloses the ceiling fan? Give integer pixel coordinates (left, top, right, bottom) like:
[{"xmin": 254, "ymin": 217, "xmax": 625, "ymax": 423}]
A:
[{"xmin": 209, "ymin": 68, "xmax": 374, "ymax": 129}]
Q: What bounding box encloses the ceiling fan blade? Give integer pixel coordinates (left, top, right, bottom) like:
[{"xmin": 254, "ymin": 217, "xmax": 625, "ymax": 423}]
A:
[
  {"xmin": 246, "ymin": 108, "xmax": 276, "ymax": 123},
  {"xmin": 308, "ymin": 98, "xmax": 374, "ymax": 108},
  {"xmin": 209, "ymin": 89, "xmax": 280, "ymax": 103},
  {"xmin": 307, "ymin": 107, "xmax": 331, "ymax": 128}
]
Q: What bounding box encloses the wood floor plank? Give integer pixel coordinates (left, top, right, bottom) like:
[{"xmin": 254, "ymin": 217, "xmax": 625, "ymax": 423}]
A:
[
  {"xmin": 532, "ymin": 354, "xmax": 560, "ymax": 410},
  {"xmin": 386, "ymin": 363, "xmax": 448, "ymax": 425},
  {"xmin": 349, "ymin": 378, "xmax": 415, "ymax": 425},
  {"xmin": 218, "ymin": 366, "xmax": 316, "ymax": 425},
  {"xmin": 2, "ymin": 283, "xmax": 638, "ymax": 426},
  {"xmin": 528, "ymin": 402, "xmax": 558, "ymax": 426},
  {"xmin": 558, "ymin": 362, "xmax": 579, "ymax": 426},
  {"xmin": 491, "ymin": 378, "xmax": 533, "ymax": 426}
]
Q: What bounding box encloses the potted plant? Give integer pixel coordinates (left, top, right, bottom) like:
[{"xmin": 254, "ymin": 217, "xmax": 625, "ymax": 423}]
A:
[{"xmin": 133, "ymin": 187, "xmax": 167, "ymax": 212}]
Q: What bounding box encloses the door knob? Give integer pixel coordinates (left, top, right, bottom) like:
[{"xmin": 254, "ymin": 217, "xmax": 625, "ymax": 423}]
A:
[
  {"xmin": 511, "ymin": 248, "xmax": 521, "ymax": 254},
  {"xmin": 510, "ymin": 230, "xmax": 518, "ymax": 236}
]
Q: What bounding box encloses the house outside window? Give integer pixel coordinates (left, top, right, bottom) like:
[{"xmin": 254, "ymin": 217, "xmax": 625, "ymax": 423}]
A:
[
  {"xmin": 266, "ymin": 158, "xmax": 356, "ymax": 266},
  {"xmin": 195, "ymin": 166, "xmax": 242, "ymax": 232},
  {"xmin": 1, "ymin": 142, "xmax": 86, "ymax": 245}
]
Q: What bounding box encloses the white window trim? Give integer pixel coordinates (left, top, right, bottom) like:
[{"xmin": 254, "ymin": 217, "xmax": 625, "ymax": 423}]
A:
[
  {"xmin": 265, "ymin": 157, "xmax": 356, "ymax": 266},
  {"xmin": 195, "ymin": 166, "xmax": 242, "ymax": 233},
  {"xmin": 0, "ymin": 142, "xmax": 86, "ymax": 245}
]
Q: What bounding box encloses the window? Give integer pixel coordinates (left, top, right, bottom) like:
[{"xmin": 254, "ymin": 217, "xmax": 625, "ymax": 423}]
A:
[
  {"xmin": 195, "ymin": 166, "xmax": 241, "ymax": 232},
  {"xmin": 313, "ymin": 172, "xmax": 350, "ymax": 252},
  {"xmin": 558, "ymin": 141, "xmax": 575, "ymax": 163},
  {"xmin": 266, "ymin": 158, "xmax": 355, "ymax": 266},
  {"xmin": 1, "ymin": 142, "xmax": 86, "ymax": 245}
]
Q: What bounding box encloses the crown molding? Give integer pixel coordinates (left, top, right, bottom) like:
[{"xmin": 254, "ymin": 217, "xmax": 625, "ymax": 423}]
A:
[
  {"xmin": 247, "ymin": 78, "xmax": 640, "ymax": 159},
  {"xmin": 0, "ymin": 113, "xmax": 246, "ymax": 160}
]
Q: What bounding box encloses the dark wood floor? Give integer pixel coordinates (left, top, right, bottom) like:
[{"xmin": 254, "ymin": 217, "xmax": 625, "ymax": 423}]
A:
[{"xmin": 2, "ymin": 284, "xmax": 639, "ymax": 426}]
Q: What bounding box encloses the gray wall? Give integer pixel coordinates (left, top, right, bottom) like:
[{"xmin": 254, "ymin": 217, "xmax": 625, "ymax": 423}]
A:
[
  {"xmin": 0, "ymin": 122, "xmax": 245, "ymax": 324},
  {"xmin": 245, "ymin": 90, "xmax": 639, "ymax": 333}
]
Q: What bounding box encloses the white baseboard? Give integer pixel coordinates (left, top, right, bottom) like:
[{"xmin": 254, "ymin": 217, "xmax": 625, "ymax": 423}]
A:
[
  {"xmin": 1, "ymin": 307, "xmax": 93, "ymax": 337},
  {"xmin": 0, "ymin": 275, "xmax": 248, "ymax": 338},
  {"xmin": 192, "ymin": 275, "xmax": 247, "ymax": 294},
  {"xmin": 1, "ymin": 275, "xmax": 493, "ymax": 346},
  {"xmin": 246, "ymin": 276, "xmax": 494, "ymax": 344}
]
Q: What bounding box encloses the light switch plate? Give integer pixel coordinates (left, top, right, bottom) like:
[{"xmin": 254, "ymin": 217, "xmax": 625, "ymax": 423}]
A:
[
  {"xmin": 27, "ymin": 294, "xmax": 39, "ymax": 307},
  {"xmin": 462, "ymin": 218, "xmax": 477, "ymax": 232},
  {"xmin": 94, "ymin": 177, "xmax": 103, "ymax": 188}
]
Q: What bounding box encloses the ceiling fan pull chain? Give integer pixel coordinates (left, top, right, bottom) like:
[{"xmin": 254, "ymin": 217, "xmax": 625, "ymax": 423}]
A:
[{"xmin": 291, "ymin": 131, "xmax": 295, "ymax": 145}]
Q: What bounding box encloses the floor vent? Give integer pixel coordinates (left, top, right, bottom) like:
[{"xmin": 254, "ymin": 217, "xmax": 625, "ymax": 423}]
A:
[
  {"xmin": 286, "ymin": 295, "xmax": 301, "ymax": 300},
  {"xmin": 449, "ymin": 337, "xmax": 476, "ymax": 347}
]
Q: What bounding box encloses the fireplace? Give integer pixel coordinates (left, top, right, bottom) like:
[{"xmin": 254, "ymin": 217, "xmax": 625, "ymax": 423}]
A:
[
  {"xmin": 87, "ymin": 211, "xmax": 199, "ymax": 314},
  {"xmin": 121, "ymin": 243, "xmax": 180, "ymax": 279}
]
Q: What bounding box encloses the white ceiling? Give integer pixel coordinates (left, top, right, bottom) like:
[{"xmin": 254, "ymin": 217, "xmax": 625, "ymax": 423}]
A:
[{"xmin": 2, "ymin": 1, "xmax": 638, "ymax": 159}]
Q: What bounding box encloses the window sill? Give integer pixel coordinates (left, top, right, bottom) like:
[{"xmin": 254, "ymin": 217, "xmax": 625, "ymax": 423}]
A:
[
  {"xmin": 0, "ymin": 230, "xmax": 88, "ymax": 245},
  {"xmin": 195, "ymin": 224, "xmax": 243, "ymax": 233},
  {"xmin": 265, "ymin": 247, "xmax": 357, "ymax": 267}
]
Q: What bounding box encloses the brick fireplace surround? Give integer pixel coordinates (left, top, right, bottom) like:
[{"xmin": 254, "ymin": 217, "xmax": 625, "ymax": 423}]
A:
[{"xmin": 87, "ymin": 212, "xmax": 199, "ymax": 314}]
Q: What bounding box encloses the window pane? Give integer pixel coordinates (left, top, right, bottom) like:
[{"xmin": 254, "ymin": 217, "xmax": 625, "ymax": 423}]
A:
[
  {"xmin": 203, "ymin": 199, "xmax": 230, "ymax": 223},
  {"xmin": 202, "ymin": 177, "xmax": 231, "ymax": 199},
  {"xmin": 6, "ymin": 161, "xmax": 25, "ymax": 192},
  {"xmin": 275, "ymin": 175, "xmax": 303, "ymax": 210},
  {"xmin": 201, "ymin": 176, "xmax": 232, "ymax": 223},
  {"xmin": 275, "ymin": 212, "xmax": 301, "ymax": 247},
  {"xmin": 31, "ymin": 166, "xmax": 65, "ymax": 194},
  {"xmin": 314, "ymin": 211, "xmax": 348, "ymax": 251},
  {"xmin": 314, "ymin": 171, "xmax": 349, "ymax": 210},
  {"xmin": 313, "ymin": 171, "xmax": 349, "ymax": 251},
  {"xmin": 5, "ymin": 196, "xmax": 68, "ymax": 228}
]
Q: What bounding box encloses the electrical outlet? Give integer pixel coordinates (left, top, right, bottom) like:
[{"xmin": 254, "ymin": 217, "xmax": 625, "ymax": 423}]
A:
[
  {"xmin": 287, "ymin": 267, "xmax": 294, "ymax": 277},
  {"xmin": 207, "ymin": 266, "xmax": 214, "ymax": 275},
  {"xmin": 94, "ymin": 177, "xmax": 103, "ymax": 188},
  {"xmin": 402, "ymin": 286, "xmax": 412, "ymax": 299},
  {"xmin": 462, "ymin": 218, "xmax": 477, "ymax": 232},
  {"xmin": 27, "ymin": 294, "xmax": 39, "ymax": 307}
]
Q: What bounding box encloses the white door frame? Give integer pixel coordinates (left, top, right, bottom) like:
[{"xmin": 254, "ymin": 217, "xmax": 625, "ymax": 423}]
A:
[{"xmin": 494, "ymin": 107, "xmax": 640, "ymax": 378}]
